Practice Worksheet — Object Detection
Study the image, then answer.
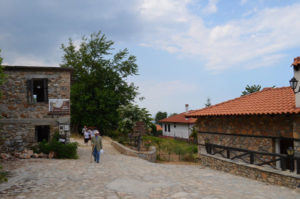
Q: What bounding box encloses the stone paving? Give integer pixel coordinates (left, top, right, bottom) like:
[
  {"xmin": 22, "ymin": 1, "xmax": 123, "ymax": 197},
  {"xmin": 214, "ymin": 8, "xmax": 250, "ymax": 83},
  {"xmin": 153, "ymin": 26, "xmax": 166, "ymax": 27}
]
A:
[{"xmin": 0, "ymin": 137, "xmax": 300, "ymax": 199}]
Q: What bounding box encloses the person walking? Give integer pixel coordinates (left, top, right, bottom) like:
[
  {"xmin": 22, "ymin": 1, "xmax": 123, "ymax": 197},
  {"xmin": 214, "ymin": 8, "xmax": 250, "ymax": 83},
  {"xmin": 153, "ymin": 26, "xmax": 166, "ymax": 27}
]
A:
[
  {"xmin": 91, "ymin": 130, "xmax": 102, "ymax": 163},
  {"xmin": 82, "ymin": 125, "xmax": 87, "ymax": 135},
  {"xmin": 84, "ymin": 129, "xmax": 90, "ymax": 145}
]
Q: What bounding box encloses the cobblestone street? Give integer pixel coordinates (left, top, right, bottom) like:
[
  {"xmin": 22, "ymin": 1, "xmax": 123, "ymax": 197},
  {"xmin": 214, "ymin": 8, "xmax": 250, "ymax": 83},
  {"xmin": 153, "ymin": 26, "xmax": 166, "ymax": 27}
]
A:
[{"xmin": 0, "ymin": 137, "xmax": 300, "ymax": 199}]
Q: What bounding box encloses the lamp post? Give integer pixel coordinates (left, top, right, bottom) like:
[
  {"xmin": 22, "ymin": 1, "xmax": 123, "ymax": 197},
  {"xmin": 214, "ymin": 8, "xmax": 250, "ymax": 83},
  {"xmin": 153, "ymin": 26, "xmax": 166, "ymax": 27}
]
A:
[
  {"xmin": 289, "ymin": 77, "xmax": 300, "ymax": 93},
  {"xmin": 287, "ymin": 147, "xmax": 295, "ymax": 172}
]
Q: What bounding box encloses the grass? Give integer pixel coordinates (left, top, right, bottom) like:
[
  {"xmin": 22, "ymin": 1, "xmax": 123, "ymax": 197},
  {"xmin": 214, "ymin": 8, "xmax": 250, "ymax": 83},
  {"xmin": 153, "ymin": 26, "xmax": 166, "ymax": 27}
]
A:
[{"xmin": 142, "ymin": 136, "xmax": 198, "ymax": 162}]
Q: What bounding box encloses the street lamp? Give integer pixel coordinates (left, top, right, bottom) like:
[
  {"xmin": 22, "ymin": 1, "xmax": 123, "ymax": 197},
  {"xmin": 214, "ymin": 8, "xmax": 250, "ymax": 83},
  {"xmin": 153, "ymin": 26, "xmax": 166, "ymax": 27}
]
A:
[{"xmin": 289, "ymin": 77, "xmax": 300, "ymax": 93}]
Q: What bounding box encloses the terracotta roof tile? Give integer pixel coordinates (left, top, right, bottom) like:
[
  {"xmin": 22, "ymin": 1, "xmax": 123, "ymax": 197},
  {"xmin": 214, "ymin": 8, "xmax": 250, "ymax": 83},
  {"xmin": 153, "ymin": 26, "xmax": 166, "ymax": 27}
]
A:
[
  {"xmin": 160, "ymin": 112, "xmax": 197, "ymax": 124},
  {"xmin": 187, "ymin": 87, "xmax": 300, "ymax": 117},
  {"xmin": 156, "ymin": 124, "xmax": 162, "ymax": 131}
]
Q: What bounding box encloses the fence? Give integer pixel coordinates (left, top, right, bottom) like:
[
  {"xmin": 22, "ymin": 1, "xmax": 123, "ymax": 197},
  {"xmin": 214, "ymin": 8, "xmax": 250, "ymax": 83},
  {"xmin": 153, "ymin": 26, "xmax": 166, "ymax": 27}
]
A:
[{"xmin": 204, "ymin": 143, "xmax": 300, "ymax": 174}]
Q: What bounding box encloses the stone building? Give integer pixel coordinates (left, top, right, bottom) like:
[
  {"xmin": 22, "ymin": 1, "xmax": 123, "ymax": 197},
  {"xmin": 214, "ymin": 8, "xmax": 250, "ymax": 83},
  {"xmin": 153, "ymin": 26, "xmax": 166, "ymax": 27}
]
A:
[
  {"xmin": 0, "ymin": 66, "xmax": 72, "ymax": 152},
  {"xmin": 187, "ymin": 57, "xmax": 300, "ymax": 170}
]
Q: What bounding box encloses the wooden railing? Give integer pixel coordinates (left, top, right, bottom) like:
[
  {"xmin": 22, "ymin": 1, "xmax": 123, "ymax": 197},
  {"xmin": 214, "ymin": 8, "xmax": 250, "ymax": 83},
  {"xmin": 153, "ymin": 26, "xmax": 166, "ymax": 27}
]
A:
[{"xmin": 204, "ymin": 143, "xmax": 300, "ymax": 174}]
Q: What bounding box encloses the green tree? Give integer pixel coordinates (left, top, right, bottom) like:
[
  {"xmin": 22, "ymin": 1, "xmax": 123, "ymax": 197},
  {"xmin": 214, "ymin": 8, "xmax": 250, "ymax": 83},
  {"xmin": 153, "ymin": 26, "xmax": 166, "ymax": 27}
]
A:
[
  {"xmin": 169, "ymin": 113, "xmax": 177, "ymax": 117},
  {"xmin": 117, "ymin": 104, "xmax": 152, "ymax": 136},
  {"xmin": 61, "ymin": 31, "xmax": 138, "ymax": 134},
  {"xmin": 241, "ymin": 84, "xmax": 261, "ymax": 96},
  {"xmin": 155, "ymin": 111, "xmax": 168, "ymax": 124},
  {"xmin": 205, "ymin": 97, "xmax": 211, "ymax": 107}
]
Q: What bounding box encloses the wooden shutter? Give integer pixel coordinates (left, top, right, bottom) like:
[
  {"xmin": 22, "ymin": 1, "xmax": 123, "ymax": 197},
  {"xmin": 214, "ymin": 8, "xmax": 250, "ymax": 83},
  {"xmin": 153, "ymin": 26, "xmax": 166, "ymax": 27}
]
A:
[
  {"xmin": 26, "ymin": 79, "xmax": 33, "ymax": 104},
  {"xmin": 43, "ymin": 78, "xmax": 48, "ymax": 103}
]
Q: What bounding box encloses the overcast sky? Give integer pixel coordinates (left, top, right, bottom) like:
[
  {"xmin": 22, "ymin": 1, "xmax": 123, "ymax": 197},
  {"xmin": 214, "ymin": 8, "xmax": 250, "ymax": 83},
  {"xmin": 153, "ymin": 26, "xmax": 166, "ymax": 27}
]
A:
[{"xmin": 1, "ymin": 0, "xmax": 300, "ymax": 116}]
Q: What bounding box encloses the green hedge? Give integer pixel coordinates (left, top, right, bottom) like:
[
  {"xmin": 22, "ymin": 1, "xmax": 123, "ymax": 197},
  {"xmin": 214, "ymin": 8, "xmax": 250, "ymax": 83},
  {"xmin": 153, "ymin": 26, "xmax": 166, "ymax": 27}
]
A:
[{"xmin": 34, "ymin": 133, "xmax": 78, "ymax": 159}]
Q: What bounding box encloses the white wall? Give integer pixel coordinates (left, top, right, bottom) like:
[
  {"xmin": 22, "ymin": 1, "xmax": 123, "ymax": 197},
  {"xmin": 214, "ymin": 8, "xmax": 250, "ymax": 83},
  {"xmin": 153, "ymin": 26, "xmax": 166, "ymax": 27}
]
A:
[
  {"xmin": 294, "ymin": 66, "xmax": 300, "ymax": 107},
  {"xmin": 162, "ymin": 123, "xmax": 193, "ymax": 139}
]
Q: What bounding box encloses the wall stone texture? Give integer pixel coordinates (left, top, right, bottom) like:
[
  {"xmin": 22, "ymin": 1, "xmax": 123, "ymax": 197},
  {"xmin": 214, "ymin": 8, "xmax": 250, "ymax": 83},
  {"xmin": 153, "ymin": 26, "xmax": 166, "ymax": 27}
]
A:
[
  {"xmin": 196, "ymin": 114, "xmax": 300, "ymax": 154},
  {"xmin": 0, "ymin": 67, "xmax": 71, "ymax": 152},
  {"xmin": 111, "ymin": 141, "xmax": 157, "ymax": 163},
  {"xmin": 197, "ymin": 115, "xmax": 294, "ymax": 138},
  {"xmin": 198, "ymin": 153, "xmax": 300, "ymax": 189}
]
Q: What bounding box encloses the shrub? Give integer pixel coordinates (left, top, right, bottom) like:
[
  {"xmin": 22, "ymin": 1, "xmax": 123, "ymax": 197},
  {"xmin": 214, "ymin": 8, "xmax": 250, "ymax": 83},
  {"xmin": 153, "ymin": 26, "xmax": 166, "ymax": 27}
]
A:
[
  {"xmin": 36, "ymin": 132, "xmax": 78, "ymax": 159},
  {"xmin": 143, "ymin": 135, "xmax": 198, "ymax": 162},
  {"xmin": 0, "ymin": 164, "xmax": 8, "ymax": 183}
]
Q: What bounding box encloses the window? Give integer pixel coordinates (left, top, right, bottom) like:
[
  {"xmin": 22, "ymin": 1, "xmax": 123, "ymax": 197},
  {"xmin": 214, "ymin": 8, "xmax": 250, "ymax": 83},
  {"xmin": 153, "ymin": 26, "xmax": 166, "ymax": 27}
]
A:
[
  {"xmin": 35, "ymin": 125, "xmax": 50, "ymax": 142},
  {"xmin": 27, "ymin": 79, "xmax": 48, "ymax": 103},
  {"xmin": 168, "ymin": 124, "xmax": 170, "ymax": 132},
  {"xmin": 174, "ymin": 123, "xmax": 176, "ymax": 128},
  {"xmin": 165, "ymin": 124, "xmax": 167, "ymax": 132}
]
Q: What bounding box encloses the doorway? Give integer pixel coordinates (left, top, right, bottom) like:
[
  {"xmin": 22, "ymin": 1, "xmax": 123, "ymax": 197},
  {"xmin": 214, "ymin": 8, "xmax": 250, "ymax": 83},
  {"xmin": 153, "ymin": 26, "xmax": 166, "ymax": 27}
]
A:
[
  {"xmin": 35, "ymin": 125, "xmax": 50, "ymax": 142},
  {"xmin": 280, "ymin": 138, "xmax": 294, "ymax": 170}
]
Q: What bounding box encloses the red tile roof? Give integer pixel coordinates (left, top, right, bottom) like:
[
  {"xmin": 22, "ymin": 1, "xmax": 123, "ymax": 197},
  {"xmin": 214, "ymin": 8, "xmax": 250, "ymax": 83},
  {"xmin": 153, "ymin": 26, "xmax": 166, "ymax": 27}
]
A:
[
  {"xmin": 160, "ymin": 112, "xmax": 197, "ymax": 124},
  {"xmin": 292, "ymin": 56, "xmax": 300, "ymax": 66},
  {"xmin": 156, "ymin": 124, "xmax": 162, "ymax": 131},
  {"xmin": 187, "ymin": 87, "xmax": 300, "ymax": 117}
]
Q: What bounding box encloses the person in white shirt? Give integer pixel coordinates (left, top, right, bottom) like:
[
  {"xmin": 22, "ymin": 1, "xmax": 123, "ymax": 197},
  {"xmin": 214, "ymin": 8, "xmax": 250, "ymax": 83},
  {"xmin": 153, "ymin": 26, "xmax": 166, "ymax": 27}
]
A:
[{"xmin": 84, "ymin": 130, "xmax": 90, "ymax": 145}]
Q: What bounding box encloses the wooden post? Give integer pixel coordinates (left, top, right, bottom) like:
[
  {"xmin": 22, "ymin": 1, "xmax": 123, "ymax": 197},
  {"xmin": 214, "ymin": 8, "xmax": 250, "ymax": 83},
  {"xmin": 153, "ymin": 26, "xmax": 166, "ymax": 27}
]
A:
[
  {"xmin": 297, "ymin": 158, "xmax": 300, "ymax": 174},
  {"xmin": 281, "ymin": 157, "xmax": 287, "ymax": 171},
  {"xmin": 250, "ymin": 153, "xmax": 254, "ymax": 164}
]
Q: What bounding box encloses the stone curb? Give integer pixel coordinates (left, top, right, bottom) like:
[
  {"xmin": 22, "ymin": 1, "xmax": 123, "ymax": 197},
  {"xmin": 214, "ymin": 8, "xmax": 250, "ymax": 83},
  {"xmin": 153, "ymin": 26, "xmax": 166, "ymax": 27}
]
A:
[{"xmin": 111, "ymin": 141, "xmax": 156, "ymax": 163}]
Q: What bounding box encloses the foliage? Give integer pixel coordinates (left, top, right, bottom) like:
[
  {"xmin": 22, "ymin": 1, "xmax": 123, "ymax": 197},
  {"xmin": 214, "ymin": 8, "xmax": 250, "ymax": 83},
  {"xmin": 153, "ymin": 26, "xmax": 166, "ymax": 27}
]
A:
[
  {"xmin": 150, "ymin": 123, "xmax": 162, "ymax": 137},
  {"xmin": 241, "ymin": 84, "xmax": 261, "ymax": 96},
  {"xmin": 0, "ymin": 164, "xmax": 8, "ymax": 183},
  {"xmin": 0, "ymin": 49, "xmax": 5, "ymax": 98},
  {"xmin": 142, "ymin": 136, "xmax": 198, "ymax": 161},
  {"xmin": 35, "ymin": 132, "xmax": 78, "ymax": 159},
  {"xmin": 205, "ymin": 97, "xmax": 211, "ymax": 107},
  {"xmin": 189, "ymin": 126, "xmax": 198, "ymax": 141},
  {"xmin": 117, "ymin": 103, "xmax": 152, "ymax": 136},
  {"xmin": 168, "ymin": 113, "xmax": 177, "ymax": 117},
  {"xmin": 61, "ymin": 31, "xmax": 138, "ymax": 134},
  {"xmin": 154, "ymin": 111, "xmax": 167, "ymax": 124}
]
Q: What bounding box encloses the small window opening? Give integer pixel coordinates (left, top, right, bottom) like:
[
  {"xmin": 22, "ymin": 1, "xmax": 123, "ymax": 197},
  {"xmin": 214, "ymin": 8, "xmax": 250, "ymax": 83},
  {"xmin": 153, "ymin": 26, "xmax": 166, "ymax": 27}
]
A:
[
  {"xmin": 165, "ymin": 124, "xmax": 167, "ymax": 132},
  {"xmin": 174, "ymin": 123, "xmax": 176, "ymax": 128},
  {"xmin": 168, "ymin": 124, "xmax": 170, "ymax": 132},
  {"xmin": 33, "ymin": 79, "xmax": 45, "ymax": 102},
  {"xmin": 36, "ymin": 125, "xmax": 50, "ymax": 142}
]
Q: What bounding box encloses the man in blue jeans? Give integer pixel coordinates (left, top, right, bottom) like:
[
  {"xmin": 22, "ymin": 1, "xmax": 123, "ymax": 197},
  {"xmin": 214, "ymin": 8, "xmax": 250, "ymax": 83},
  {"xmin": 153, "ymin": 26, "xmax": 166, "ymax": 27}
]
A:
[{"xmin": 91, "ymin": 130, "xmax": 103, "ymax": 163}]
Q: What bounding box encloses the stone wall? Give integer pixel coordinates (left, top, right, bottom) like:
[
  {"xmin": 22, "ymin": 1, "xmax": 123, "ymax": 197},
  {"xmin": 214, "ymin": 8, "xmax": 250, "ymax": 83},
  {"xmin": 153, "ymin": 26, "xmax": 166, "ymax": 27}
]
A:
[
  {"xmin": 196, "ymin": 115, "xmax": 297, "ymax": 154},
  {"xmin": 0, "ymin": 67, "xmax": 71, "ymax": 152},
  {"xmin": 111, "ymin": 141, "xmax": 156, "ymax": 163},
  {"xmin": 198, "ymin": 133, "xmax": 273, "ymax": 152},
  {"xmin": 198, "ymin": 153, "xmax": 300, "ymax": 189},
  {"xmin": 197, "ymin": 115, "xmax": 293, "ymax": 138}
]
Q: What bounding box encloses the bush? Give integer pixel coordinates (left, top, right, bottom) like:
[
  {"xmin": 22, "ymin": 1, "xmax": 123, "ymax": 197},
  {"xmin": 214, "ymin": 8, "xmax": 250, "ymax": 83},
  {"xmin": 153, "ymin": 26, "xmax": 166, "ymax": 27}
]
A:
[
  {"xmin": 0, "ymin": 164, "xmax": 8, "ymax": 183},
  {"xmin": 36, "ymin": 132, "xmax": 78, "ymax": 159},
  {"xmin": 143, "ymin": 135, "xmax": 198, "ymax": 162}
]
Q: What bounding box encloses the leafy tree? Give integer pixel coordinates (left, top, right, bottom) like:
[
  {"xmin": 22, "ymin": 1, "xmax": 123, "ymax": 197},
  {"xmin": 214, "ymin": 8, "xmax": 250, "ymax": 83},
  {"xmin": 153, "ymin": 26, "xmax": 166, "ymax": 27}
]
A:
[
  {"xmin": 169, "ymin": 113, "xmax": 178, "ymax": 117},
  {"xmin": 241, "ymin": 84, "xmax": 261, "ymax": 96},
  {"xmin": 205, "ymin": 97, "xmax": 211, "ymax": 107},
  {"xmin": 61, "ymin": 31, "xmax": 138, "ymax": 134},
  {"xmin": 117, "ymin": 104, "xmax": 152, "ymax": 136},
  {"xmin": 155, "ymin": 111, "xmax": 167, "ymax": 124}
]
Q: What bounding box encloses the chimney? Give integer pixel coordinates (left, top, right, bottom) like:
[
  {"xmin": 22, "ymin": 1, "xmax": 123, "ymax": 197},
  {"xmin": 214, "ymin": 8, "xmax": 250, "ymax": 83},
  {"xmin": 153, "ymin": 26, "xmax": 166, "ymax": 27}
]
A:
[
  {"xmin": 185, "ymin": 104, "xmax": 189, "ymax": 112},
  {"xmin": 292, "ymin": 57, "xmax": 300, "ymax": 107}
]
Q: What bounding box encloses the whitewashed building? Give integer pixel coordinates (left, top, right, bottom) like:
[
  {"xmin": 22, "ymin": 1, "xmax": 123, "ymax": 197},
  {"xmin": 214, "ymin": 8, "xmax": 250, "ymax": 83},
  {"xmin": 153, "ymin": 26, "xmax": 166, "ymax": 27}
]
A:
[{"xmin": 160, "ymin": 105, "xmax": 196, "ymax": 139}]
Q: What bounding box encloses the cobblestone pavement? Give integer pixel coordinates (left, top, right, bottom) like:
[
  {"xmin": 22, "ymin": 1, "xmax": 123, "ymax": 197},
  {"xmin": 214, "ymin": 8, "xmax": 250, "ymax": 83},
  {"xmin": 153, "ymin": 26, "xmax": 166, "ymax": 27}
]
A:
[{"xmin": 1, "ymin": 137, "xmax": 300, "ymax": 199}]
